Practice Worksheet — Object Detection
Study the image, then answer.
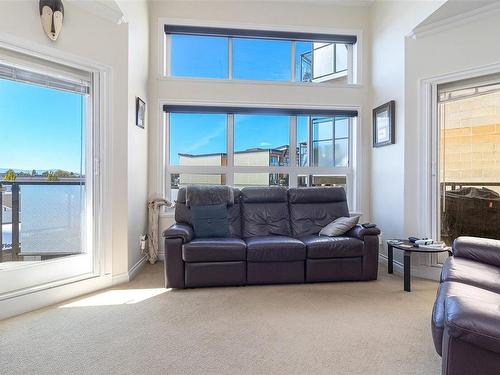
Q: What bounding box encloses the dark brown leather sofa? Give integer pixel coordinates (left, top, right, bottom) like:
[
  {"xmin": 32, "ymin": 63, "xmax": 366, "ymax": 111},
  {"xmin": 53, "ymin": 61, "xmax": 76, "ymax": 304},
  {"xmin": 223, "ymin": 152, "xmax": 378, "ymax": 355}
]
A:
[
  {"xmin": 431, "ymin": 236, "xmax": 500, "ymax": 375},
  {"xmin": 163, "ymin": 186, "xmax": 380, "ymax": 289}
]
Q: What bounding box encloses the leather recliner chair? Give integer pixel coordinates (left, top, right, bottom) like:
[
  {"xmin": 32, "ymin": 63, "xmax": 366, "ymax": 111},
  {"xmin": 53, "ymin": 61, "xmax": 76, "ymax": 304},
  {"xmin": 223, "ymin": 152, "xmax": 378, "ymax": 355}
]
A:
[
  {"xmin": 163, "ymin": 186, "xmax": 380, "ymax": 289},
  {"xmin": 431, "ymin": 236, "xmax": 500, "ymax": 375}
]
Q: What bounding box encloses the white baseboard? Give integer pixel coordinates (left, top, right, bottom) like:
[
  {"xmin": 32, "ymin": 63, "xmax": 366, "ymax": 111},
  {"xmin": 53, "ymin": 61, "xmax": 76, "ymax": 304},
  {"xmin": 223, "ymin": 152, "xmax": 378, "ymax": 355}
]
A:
[
  {"xmin": 129, "ymin": 254, "xmax": 148, "ymax": 280},
  {"xmin": 0, "ymin": 274, "xmax": 113, "ymax": 321},
  {"xmin": 112, "ymin": 254, "xmax": 148, "ymax": 286},
  {"xmin": 379, "ymin": 253, "xmax": 442, "ymax": 281}
]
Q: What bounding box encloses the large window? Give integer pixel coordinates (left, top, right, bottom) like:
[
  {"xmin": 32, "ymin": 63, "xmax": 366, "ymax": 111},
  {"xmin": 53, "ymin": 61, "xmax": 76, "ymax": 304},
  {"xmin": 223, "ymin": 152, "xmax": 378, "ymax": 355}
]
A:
[
  {"xmin": 165, "ymin": 107, "xmax": 356, "ymax": 204},
  {"xmin": 0, "ymin": 49, "xmax": 100, "ymax": 296},
  {"xmin": 165, "ymin": 25, "xmax": 356, "ymax": 83},
  {"xmin": 437, "ymin": 79, "xmax": 500, "ymax": 245}
]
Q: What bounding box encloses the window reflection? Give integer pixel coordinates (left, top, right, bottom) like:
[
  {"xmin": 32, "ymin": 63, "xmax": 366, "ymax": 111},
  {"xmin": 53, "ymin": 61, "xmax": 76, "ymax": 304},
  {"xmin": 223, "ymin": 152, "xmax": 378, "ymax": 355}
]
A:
[{"xmin": 296, "ymin": 116, "xmax": 350, "ymax": 167}]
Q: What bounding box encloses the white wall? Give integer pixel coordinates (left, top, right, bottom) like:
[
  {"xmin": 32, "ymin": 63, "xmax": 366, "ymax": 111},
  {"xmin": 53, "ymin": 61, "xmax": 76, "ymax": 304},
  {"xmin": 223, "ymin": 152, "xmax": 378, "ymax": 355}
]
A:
[
  {"xmin": 117, "ymin": 0, "xmax": 150, "ymax": 272},
  {"xmin": 369, "ymin": 1, "xmax": 444, "ymax": 250},
  {"xmin": 148, "ymin": 0, "xmax": 373, "ymax": 236},
  {"xmin": 404, "ymin": 5, "xmax": 500, "ymax": 237}
]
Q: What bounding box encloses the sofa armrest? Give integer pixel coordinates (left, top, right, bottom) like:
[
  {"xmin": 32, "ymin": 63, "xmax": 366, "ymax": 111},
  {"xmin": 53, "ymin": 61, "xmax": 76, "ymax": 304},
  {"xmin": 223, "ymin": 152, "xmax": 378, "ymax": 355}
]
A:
[
  {"xmin": 453, "ymin": 236, "xmax": 500, "ymax": 267},
  {"xmin": 347, "ymin": 224, "xmax": 381, "ymax": 240},
  {"xmin": 346, "ymin": 224, "xmax": 380, "ymax": 281},
  {"xmin": 163, "ymin": 223, "xmax": 194, "ymax": 244},
  {"xmin": 445, "ymin": 295, "xmax": 500, "ymax": 355}
]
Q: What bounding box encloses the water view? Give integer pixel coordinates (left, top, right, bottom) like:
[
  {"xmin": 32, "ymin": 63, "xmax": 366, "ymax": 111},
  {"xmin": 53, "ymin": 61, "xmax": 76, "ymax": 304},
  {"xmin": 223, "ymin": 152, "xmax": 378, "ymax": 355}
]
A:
[{"xmin": 0, "ymin": 76, "xmax": 86, "ymax": 263}]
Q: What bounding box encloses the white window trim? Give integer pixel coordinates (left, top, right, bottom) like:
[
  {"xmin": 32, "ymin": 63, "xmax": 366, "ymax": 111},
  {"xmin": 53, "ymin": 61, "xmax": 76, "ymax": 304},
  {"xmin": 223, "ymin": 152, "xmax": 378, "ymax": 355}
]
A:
[
  {"xmin": 0, "ymin": 35, "xmax": 113, "ymax": 318},
  {"xmin": 160, "ymin": 101, "xmax": 362, "ymax": 213},
  {"xmin": 157, "ymin": 17, "xmax": 363, "ymax": 86},
  {"xmin": 418, "ymin": 62, "xmax": 500, "ymax": 265}
]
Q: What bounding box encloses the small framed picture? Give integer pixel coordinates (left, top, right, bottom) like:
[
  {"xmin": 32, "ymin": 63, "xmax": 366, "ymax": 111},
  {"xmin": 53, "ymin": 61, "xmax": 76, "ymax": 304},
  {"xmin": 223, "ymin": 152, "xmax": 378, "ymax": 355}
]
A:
[
  {"xmin": 373, "ymin": 101, "xmax": 395, "ymax": 147},
  {"xmin": 136, "ymin": 97, "xmax": 146, "ymax": 129}
]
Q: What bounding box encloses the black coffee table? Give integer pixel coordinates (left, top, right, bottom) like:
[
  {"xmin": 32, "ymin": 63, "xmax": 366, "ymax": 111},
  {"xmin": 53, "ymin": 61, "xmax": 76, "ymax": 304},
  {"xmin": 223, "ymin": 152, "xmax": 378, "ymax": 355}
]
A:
[{"xmin": 387, "ymin": 240, "xmax": 452, "ymax": 292}]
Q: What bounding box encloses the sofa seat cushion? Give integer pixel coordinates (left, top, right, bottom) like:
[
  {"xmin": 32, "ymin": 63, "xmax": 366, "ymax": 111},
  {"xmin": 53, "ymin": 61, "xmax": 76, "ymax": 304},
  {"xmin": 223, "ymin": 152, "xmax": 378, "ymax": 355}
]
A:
[
  {"xmin": 431, "ymin": 281, "xmax": 500, "ymax": 355},
  {"xmin": 301, "ymin": 235, "xmax": 364, "ymax": 259},
  {"xmin": 245, "ymin": 236, "xmax": 306, "ymax": 262},
  {"xmin": 182, "ymin": 238, "xmax": 246, "ymax": 262},
  {"xmin": 441, "ymin": 257, "xmax": 500, "ymax": 293}
]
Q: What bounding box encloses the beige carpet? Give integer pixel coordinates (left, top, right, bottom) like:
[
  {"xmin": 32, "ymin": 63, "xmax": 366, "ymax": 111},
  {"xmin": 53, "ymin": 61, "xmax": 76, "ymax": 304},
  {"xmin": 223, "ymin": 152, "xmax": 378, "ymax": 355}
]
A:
[{"xmin": 0, "ymin": 263, "xmax": 441, "ymax": 375}]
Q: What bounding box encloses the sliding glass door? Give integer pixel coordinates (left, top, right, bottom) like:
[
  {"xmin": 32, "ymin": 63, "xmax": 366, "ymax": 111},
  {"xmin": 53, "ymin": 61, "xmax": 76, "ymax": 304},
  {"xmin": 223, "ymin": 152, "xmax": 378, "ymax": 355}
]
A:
[
  {"xmin": 438, "ymin": 77, "xmax": 500, "ymax": 245},
  {"xmin": 0, "ymin": 52, "xmax": 97, "ymax": 297}
]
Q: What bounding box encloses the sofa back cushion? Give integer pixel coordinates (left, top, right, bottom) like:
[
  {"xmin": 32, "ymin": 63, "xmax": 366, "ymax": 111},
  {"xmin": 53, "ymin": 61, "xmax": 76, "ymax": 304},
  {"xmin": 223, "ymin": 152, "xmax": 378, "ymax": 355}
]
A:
[
  {"xmin": 241, "ymin": 187, "xmax": 291, "ymax": 237},
  {"xmin": 288, "ymin": 187, "xmax": 350, "ymax": 237},
  {"xmin": 175, "ymin": 187, "xmax": 242, "ymax": 238}
]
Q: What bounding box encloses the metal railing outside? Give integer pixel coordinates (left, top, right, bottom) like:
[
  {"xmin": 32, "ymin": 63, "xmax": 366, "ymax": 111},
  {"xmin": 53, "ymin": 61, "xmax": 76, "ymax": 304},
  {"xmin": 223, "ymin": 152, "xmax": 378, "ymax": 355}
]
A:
[
  {"xmin": 299, "ymin": 43, "xmax": 348, "ymax": 83},
  {"xmin": 0, "ymin": 179, "xmax": 85, "ymax": 262}
]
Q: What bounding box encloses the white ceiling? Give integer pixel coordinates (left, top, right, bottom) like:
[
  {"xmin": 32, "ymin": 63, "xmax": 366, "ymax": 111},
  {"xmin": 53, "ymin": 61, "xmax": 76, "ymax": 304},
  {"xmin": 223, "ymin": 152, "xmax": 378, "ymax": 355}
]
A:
[
  {"xmin": 67, "ymin": 0, "xmax": 126, "ymax": 24},
  {"xmin": 247, "ymin": 0, "xmax": 374, "ymax": 5},
  {"xmin": 415, "ymin": 0, "xmax": 498, "ymax": 29}
]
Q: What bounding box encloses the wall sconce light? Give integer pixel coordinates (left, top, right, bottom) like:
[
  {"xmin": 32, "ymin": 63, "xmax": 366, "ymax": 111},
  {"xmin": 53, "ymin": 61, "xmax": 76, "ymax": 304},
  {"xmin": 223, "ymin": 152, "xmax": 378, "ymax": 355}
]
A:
[{"xmin": 39, "ymin": 0, "xmax": 64, "ymax": 41}]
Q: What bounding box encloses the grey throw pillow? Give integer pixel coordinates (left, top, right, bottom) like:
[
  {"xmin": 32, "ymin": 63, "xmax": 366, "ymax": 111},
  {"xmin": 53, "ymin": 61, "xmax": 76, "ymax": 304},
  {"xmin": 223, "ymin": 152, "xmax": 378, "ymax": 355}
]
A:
[{"xmin": 319, "ymin": 216, "xmax": 359, "ymax": 237}]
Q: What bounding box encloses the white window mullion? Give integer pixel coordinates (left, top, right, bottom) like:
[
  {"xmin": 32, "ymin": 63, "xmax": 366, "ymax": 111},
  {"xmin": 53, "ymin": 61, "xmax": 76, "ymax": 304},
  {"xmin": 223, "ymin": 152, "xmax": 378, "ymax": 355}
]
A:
[
  {"xmin": 350, "ymin": 117, "xmax": 356, "ymax": 188},
  {"xmin": 289, "ymin": 116, "xmax": 297, "ymax": 187},
  {"xmin": 290, "ymin": 41, "xmax": 296, "ymax": 82},
  {"xmin": 228, "ymin": 37, "xmax": 233, "ymax": 80},
  {"xmin": 347, "ymin": 44, "xmax": 354, "ymax": 84},
  {"xmin": 164, "ymin": 33, "xmax": 171, "ymax": 76},
  {"xmin": 164, "ymin": 112, "xmax": 171, "ymax": 200},
  {"xmin": 226, "ymin": 114, "xmax": 234, "ymax": 186},
  {"xmin": 345, "ymin": 171, "xmax": 353, "ymax": 211},
  {"xmin": 308, "ymin": 116, "xmax": 313, "ymax": 167}
]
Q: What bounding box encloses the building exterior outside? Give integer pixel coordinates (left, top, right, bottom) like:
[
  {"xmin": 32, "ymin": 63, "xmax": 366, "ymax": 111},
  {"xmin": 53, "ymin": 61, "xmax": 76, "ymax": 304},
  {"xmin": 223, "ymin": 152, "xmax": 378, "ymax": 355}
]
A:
[
  {"xmin": 176, "ymin": 147, "xmax": 289, "ymax": 189},
  {"xmin": 440, "ymin": 89, "xmax": 500, "ymax": 194},
  {"xmin": 300, "ymin": 42, "xmax": 349, "ymax": 84}
]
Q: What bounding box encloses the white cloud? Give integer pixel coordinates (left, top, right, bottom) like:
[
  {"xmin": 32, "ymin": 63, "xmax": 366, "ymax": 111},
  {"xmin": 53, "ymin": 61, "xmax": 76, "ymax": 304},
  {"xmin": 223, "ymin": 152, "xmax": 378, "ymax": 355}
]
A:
[{"xmin": 185, "ymin": 126, "xmax": 225, "ymax": 153}]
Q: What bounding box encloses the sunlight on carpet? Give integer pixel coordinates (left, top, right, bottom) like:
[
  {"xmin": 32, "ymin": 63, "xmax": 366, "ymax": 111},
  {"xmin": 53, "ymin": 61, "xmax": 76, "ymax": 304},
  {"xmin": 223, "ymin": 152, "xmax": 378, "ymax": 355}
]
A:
[{"xmin": 59, "ymin": 288, "xmax": 167, "ymax": 307}]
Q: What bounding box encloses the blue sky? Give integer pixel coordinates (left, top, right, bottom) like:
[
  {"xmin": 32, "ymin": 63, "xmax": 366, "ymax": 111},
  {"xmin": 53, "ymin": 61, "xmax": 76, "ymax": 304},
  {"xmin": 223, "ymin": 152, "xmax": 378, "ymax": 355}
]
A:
[
  {"xmin": 170, "ymin": 34, "xmax": 312, "ymax": 82},
  {"xmin": 0, "ymin": 79, "xmax": 84, "ymax": 172},
  {"xmin": 169, "ymin": 113, "xmax": 290, "ymax": 164}
]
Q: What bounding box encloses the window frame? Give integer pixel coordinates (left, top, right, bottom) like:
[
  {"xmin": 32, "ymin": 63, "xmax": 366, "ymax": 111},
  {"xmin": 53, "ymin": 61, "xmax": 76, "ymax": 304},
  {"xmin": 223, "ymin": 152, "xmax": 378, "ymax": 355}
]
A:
[
  {"xmin": 161, "ymin": 21, "xmax": 361, "ymax": 85},
  {"xmin": 163, "ymin": 106, "xmax": 360, "ymax": 209},
  {"xmin": 0, "ymin": 43, "xmax": 111, "ymax": 301}
]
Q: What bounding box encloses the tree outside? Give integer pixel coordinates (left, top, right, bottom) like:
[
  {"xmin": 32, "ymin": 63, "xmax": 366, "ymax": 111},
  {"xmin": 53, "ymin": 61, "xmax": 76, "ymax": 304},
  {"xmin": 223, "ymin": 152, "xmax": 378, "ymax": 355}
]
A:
[{"xmin": 4, "ymin": 169, "xmax": 16, "ymax": 181}]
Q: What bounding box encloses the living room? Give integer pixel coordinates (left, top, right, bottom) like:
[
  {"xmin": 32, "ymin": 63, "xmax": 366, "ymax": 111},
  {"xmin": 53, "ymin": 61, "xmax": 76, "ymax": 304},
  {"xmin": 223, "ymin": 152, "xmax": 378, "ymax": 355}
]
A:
[{"xmin": 1, "ymin": 1, "xmax": 499, "ymax": 374}]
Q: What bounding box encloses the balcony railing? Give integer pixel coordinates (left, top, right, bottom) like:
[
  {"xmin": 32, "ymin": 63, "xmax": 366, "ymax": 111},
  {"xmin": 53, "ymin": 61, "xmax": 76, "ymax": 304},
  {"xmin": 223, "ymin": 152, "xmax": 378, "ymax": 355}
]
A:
[
  {"xmin": 299, "ymin": 43, "xmax": 348, "ymax": 83},
  {"xmin": 0, "ymin": 179, "xmax": 85, "ymax": 263},
  {"xmin": 440, "ymin": 181, "xmax": 500, "ymax": 245},
  {"xmin": 300, "ymin": 51, "xmax": 313, "ymax": 82}
]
